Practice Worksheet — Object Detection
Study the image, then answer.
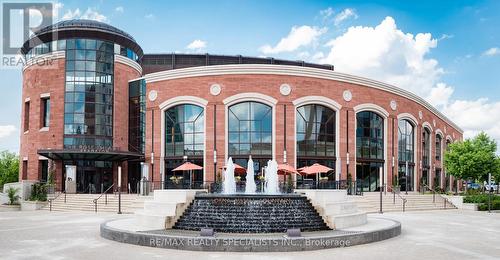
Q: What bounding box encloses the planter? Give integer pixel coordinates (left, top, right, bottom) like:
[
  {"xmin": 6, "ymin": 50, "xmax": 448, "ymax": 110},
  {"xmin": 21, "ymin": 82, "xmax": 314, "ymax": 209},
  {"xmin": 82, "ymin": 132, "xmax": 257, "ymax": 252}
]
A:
[
  {"xmin": 21, "ymin": 200, "xmax": 47, "ymax": 211},
  {"xmin": 0, "ymin": 204, "xmax": 21, "ymax": 212},
  {"xmin": 462, "ymin": 203, "xmax": 479, "ymax": 211}
]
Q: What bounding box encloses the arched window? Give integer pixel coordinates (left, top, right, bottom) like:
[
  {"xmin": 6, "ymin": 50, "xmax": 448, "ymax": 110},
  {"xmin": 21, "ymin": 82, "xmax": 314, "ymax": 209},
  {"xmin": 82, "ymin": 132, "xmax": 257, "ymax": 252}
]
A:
[
  {"xmin": 228, "ymin": 102, "xmax": 272, "ymax": 177},
  {"xmin": 397, "ymin": 119, "xmax": 414, "ymax": 191},
  {"xmin": 435, "ymin": 134, "xmax": 442, "ymax": 161},
  {"xmin": 356, "ymin": 111, "xmax": 384, "ymax": 192},
  {"xmin": 445, "ymin": 139, "xmax": 452, "ymax": 192},
  {"xmin": 164, "ymin": 104, "xmax": 204, "ymax": 185},
  {"xmin": 296, "ymin": 104, "xmax": 336, "ymax": 181},
  {"xmin": 422, "ymin": 127, "xmax": 431, "ymax": 186},
  {"xmin": 434, "ymin": 134, "xmax": 443, "ymax": 189}
]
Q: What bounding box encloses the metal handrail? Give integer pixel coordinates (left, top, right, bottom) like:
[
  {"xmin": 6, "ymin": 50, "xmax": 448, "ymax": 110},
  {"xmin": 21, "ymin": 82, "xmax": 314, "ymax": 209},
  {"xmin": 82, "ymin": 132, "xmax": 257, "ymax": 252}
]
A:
[
  {"xmin": 387, "ymin": 184, "xmax": 407, "ymax": 212},
  {"xmin": 48, "ymin": 191, "xmax": 66, "ymax": 212},
  {"xmin": 422, "ymin": 184, "xmax": 456, "ymax": 209},
  {"xmin": 92, "ymin": 184, "xmax": 114, "ymax": 213}
]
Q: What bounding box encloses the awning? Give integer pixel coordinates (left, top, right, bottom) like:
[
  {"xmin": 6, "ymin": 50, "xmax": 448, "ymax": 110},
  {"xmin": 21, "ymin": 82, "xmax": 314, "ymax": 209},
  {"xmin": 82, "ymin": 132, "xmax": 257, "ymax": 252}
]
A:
[{"xmin": 37, "ymin": 149, "xmax": 143, "ymax": 162}]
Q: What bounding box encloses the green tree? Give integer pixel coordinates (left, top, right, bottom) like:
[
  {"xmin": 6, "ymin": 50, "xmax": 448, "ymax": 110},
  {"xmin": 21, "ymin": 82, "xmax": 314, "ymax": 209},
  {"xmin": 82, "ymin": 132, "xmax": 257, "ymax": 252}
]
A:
[
  {"xmin": 0, "ymin": 151, "xmax": 19, "ymax": 190},
  {"xmin": 444, "ymin": 132, "xmax": 500, "ymax": 182}
]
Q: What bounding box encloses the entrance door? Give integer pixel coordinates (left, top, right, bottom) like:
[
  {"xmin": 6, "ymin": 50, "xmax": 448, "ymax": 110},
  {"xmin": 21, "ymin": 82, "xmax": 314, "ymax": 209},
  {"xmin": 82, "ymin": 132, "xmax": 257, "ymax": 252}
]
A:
[
  {"xmin": 398, "ymin": 164, "xmax": 414, "ymax": 192},
  {"xmin": 356, "ymin": 161, "xmax": 383, "ymax": 192}
]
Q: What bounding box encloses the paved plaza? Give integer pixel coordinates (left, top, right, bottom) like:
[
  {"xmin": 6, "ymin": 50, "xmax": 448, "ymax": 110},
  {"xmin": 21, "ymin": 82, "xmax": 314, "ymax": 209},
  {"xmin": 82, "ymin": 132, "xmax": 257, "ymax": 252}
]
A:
[{"xmin": 0, "ymin": 210, "xmax": 499, "ymax": 259}]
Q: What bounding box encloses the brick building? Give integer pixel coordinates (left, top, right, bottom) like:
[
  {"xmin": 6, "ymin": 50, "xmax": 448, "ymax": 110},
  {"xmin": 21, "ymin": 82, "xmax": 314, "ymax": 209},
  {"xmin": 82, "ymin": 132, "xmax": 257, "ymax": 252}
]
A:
[{"xmin": 19, "ymin": 19, "xmax": 462, "ymax": 193}]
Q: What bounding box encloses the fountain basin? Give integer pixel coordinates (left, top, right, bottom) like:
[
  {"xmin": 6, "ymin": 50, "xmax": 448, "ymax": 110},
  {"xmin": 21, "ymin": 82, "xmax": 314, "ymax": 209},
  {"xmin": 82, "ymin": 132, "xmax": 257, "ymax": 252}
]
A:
[{"xmin": 173, "ymin": 193, "xmax": 330, "ymax": 233}]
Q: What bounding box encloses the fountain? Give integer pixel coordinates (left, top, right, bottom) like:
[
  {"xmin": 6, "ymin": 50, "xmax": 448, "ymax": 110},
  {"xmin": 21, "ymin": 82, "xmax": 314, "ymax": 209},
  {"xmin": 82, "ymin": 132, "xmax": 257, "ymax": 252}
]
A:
[
  {"xmin": 222, "ymin": 157, "xmax": 236, "ymax": 194},
  {"xmin": 265, "ymin": 159, "xmax": 279, "ymax": 194},
  {"xmin": 244, "ymin": 157, "xmax": 256, "ymax": 194}
]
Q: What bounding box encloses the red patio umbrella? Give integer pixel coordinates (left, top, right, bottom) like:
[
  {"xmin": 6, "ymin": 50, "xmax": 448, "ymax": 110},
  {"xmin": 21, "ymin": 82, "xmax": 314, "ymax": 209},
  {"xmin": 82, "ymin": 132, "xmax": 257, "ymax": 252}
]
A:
[
  {"xmin": 221, "ymin": 163, "xmax": 247, "ymax": 175},
  {"xmin": 277, "ymin": 164, "xmax": 299, "ymax": 175},
  {"xmin": 278, "ymin": 163, "xmax": 300, "ymax": 185},
  {"xmin": 173, "ymin": 162, "xmax": 203, "ymax": 187},
  {"xmin": 300, "ymin": 163, "xmax": 333, "ymax": 185},
  {"xmin": 173, "ymin": 162, "xmax": 203, "ymax": 172}
]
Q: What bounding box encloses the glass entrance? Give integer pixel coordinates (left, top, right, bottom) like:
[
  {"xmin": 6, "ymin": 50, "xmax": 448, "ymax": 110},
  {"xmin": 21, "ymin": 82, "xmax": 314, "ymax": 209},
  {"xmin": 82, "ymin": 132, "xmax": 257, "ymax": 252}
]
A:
[
  {"xmin": 398, "ymin": 163, "xmax": 414, "ymax": 192},
  {"xmin": 70, "ymin": 160, "xmax": 112, "ymax": 193},
  {"xmin": 164, "ymin": 158, "xmax": 204, "ymax": 188},
  {"xmin": 356, "ymin": 161, "xmax": 383, "ymax": 192}
]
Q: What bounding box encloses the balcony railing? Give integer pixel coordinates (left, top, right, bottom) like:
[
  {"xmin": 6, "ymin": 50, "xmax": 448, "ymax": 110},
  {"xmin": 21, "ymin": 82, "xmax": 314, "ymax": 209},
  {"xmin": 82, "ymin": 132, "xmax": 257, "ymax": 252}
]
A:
[{"xmin": 136, "ymin": 179, "xmax": 364, "ymax": 195}]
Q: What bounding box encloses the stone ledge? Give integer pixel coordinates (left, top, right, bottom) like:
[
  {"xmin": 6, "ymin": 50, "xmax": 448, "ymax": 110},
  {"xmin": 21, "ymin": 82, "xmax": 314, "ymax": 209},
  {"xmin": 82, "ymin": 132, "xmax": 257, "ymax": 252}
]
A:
[{"xmin": 100, "ymin": 217, "xmax": 401, "ymax": 252}]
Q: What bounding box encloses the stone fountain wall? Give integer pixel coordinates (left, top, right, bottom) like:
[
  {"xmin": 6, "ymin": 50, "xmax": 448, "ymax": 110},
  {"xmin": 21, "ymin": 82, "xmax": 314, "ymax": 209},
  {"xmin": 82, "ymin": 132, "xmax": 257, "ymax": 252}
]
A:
[
  {"xmin": 173, "ymin": 194, "xmax": 330, "ymax": 233},
  {"xmin": 295, "ymin": 189, "xmax": 367, "ymax": 229}
]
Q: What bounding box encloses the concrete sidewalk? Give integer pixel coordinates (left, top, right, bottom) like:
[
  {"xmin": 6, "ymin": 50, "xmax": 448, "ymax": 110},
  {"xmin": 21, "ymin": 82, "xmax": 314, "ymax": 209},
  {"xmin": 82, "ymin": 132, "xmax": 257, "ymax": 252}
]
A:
[{"xmin": 0, "ymin": 210, "xmax": 499, "ymax": 259}]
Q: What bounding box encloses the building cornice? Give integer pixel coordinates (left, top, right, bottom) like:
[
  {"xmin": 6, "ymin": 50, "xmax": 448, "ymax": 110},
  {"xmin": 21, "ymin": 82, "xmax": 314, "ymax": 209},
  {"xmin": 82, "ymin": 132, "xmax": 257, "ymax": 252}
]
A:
[
  {"xmin": 115, "ymin": 54, "xmax": 142, "ymax": 75},
  {"xmin": 141, "ymin": 64, "xmax": 463, "ymax": 133},
  {"xmin": 22, "ymin": 51, "xmax": 65, "ymax": 71}
]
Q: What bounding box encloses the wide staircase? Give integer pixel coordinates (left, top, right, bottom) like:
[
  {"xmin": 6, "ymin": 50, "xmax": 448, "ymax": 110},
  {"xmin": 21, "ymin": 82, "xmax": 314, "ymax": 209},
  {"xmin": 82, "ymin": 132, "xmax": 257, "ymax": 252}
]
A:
[
  {"xmin": 42, "ymin": 193, "xmax": 151, "ymax": 213},
  {"xmin": 173, "ymin": 194, "xmax": 330, "ymax": 233},
  {"xmin": 349, "ymin": 191, "xmax": 456, "ymax": 213}
]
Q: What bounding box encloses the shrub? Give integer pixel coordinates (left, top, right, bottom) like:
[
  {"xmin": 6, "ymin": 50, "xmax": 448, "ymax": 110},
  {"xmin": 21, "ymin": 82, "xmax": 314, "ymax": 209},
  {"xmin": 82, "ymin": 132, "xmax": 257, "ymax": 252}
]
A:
[
  {"xmin": 464, "ymin": 194, "xmax": 500, "ymax": 211},
  {"xmin": 6, "ymin": 186, "xmax": 20, "ymax": 205},
  {"xmin": 478, "ymin": 200, "xmax": 500, "ymax": 211},
  {"xmin": 29, "ymin": 183, "xmax": 47, "ymax": 201}
]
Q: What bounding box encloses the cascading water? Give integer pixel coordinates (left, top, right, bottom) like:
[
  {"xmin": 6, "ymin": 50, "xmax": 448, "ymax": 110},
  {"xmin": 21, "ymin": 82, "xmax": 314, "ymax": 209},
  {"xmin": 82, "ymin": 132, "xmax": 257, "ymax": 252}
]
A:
[
  {"xmin": 222, "ymin": 157, "xmax": 236, "ymax": 194},
  {"xmin": 245, "ymin": 157, "xmax": 256, "ymax": 194},
  {"xmin": 265, "ymin": 159, "xmax": 279, "ymax": 194}
]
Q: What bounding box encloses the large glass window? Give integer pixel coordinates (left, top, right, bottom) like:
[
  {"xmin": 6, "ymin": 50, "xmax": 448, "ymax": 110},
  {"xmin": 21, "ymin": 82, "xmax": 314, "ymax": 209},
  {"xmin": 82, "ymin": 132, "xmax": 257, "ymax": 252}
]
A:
[
  {"xmin": 63, "ymin": 39, "xmax": 114, "ymax": 148},
  {"xmin": 422, "ymin": 128, "xmax": 431, "ymax": 167},
  {"xmin": 165, "ymin": 104, "xmax": 204, "ymax": 157},
  {"xmin": 228, "ymin": 102, "xmax": 272, "ymax": 156},
  {"xmin": 398, "ymin": 119, "xmax": 415, "ymax": 191},
  {"xmin": 296, "ymin": 104, "xmax": 336, "ymax": 157},
  {"xmin": 356, "ymin": 111, "xmax": 384, "ymax": 160},
  {"xmin": 296, "ymin": 104, "xmax": 336, "ymax": 182},
  {"xmin": 356, "ymin": 111, "xmax": 384, "ymax": 192},
  {"xmin": 435, "ymin": 134, "xmax": 442, "ymax": 161},
  {"xmin": 421, "ymin": 127, "xmax": 431, "ymax": 186},
  {"xmin": 129, "ymin": 79, "xmax": 146, "ymax": 153},
  {"xmin": 164, "ymin": 104, "xmax": 204, "ymax": 186}
]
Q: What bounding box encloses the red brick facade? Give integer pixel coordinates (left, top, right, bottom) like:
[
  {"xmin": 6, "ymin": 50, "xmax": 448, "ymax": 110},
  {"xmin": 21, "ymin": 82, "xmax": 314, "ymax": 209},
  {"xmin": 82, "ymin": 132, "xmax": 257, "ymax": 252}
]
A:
[
  {"xmin": 144, "ymin": 72, "xmax": 463, "ymax": 191},
  {"xmin": 20, "ymin": 57, "xmax": 462, "ymax": 192},
  {"xmin": 19, "ymin": 55, "xmax": 140, "ymax": 191}
]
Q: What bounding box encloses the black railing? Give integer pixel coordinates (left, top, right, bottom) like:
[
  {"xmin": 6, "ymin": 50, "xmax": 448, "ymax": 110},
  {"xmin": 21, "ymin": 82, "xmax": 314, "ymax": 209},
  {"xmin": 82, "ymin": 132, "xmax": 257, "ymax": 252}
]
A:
[
  {"xmin": 387, "ymin": 184, "xmax": 407, "ymax": 212},
  {"xmin": 135, "ymin": 179, "xmax": 364, "ymax": 195},
  {"xmin": 422, "ymin": 184, "xmax": 456, "ymax": 209},
  {"xmin": 93, "ymin": 184, "xmax": 114, "ymax": 213},
  {"xmin": 48, "ymin": 191, "xmax": 65, "ymax": 211}
]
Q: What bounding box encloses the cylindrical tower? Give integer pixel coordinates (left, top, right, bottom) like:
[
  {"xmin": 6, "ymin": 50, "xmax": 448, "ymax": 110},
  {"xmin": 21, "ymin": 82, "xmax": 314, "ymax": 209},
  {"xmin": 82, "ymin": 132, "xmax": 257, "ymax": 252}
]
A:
[{"xmin": 20, "ymin": 19, "xmax": 143, "ymax": 192}]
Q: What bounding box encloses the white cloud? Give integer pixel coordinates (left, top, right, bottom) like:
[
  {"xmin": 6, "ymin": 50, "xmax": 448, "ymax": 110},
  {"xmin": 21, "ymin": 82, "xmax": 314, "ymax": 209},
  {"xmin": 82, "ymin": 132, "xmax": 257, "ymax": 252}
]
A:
[
  {"xmin": 0, "ymin": 125, "xmax": 16, "ymax": 139},
  {"xmin": 314, "ymin": 16, "xmax": 500, "ymax": 145},
  {"xmin": 62, "ymin": 8, "xmax": 108, "ymax": 22},
  {"xmin": 438, "ymin": 34, "xmax": 454, "ymax": 41},
  {"xmin": 334, "ymin": 8, "xmax": 358, "ymax": 26},
  {"xmin": 426, "ymin": 83, "xmax": 454, "ymax": 108},
  {"xmin": 145, "ymin": 13, "xmax": 155, "ymax": 20},
  {"xmin": 320, "ymin": 16, "xmax": 442, "ymax": 97},
  {"xmin": 115, "ymin": 6, "xmax": 124, "ymax": 13},
  {"xmin": 483, "ymin": 47, "xmax": 500, "ymax": 56},
  {"xmin": 259, "ymin": 26, "xmax": 327, "ymax": 54},
  {"xmin": 443, "ymin": 98, "xmax": 500, "ymax": 141},
  {"xmin": 319, "ymin": 7, "xmax": 334, "ymax": 21},
  {"xmin": 186, "ymin": 40, "xmax": 207, "ymax": 52}
]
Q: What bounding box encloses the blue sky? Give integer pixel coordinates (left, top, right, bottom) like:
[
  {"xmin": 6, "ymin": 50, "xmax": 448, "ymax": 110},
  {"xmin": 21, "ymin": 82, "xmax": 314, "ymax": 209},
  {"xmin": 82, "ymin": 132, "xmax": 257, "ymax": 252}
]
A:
[{"xmin": 1, "ymin": 0, "xmax": 499, "ymax": 152}]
